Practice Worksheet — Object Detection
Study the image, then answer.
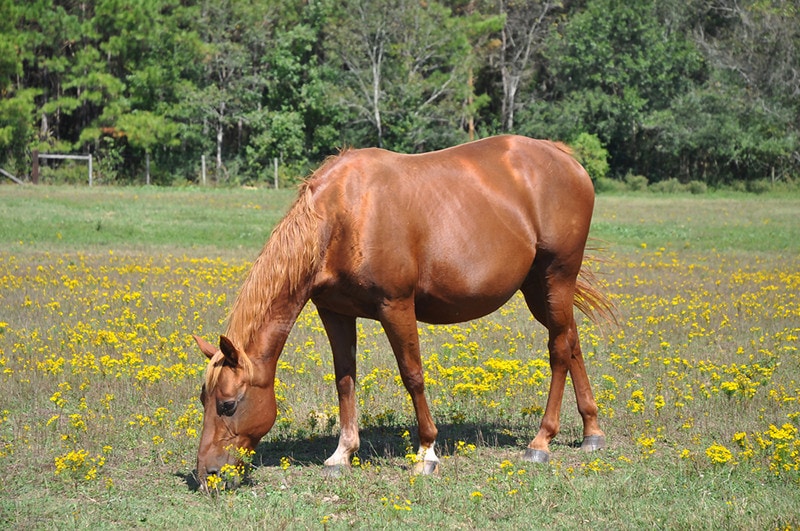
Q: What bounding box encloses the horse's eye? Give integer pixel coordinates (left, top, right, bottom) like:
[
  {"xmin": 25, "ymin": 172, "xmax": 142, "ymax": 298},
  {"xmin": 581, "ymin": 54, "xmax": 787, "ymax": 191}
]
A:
[{"xmin": 217, "ymin": 400, "xmax": 237, "ymax": 417}]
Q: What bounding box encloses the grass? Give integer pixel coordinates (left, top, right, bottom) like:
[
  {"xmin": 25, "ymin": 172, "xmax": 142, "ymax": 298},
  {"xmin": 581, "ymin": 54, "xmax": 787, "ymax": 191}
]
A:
[
  {"xmin": 1, "ymin": 185, "xmax": 297, "ymax": 254},
  {"xmin": 1, "ymin": 184, "xmax": 799, "ymax": 529},
  {"xmin": 591, "ymin": 193, "xmax": 800, "ymax": 252}
]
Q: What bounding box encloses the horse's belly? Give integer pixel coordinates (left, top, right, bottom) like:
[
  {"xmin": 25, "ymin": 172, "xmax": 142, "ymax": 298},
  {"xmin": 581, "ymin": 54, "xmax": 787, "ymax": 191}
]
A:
[
  {"xmin": 311, "ymin": 280, "xmax": 519, "ymax": 325},
  {"xmin": 413, "ymin": 291, "xmax": 514, "ymax": 325}
]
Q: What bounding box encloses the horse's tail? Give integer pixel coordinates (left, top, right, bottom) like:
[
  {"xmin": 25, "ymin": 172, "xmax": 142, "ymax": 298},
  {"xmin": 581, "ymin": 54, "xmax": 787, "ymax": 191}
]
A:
[{"xmin": 574, "ymin": 251, "xmax": 618, "ymax": 326}]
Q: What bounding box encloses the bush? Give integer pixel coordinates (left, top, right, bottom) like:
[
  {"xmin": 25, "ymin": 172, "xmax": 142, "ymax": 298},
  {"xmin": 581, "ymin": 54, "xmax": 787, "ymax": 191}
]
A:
[
  {"xmin": 650, "ymin": 178, "xmax": 687, "ymax": 193},
  {"xmin": 625, "ymin": 173, "xmax": 649, "ymax": 191},
  {"xmin": 570, "ymin": 132, "xmax": 609, "ymax": 181},
  {"xmin": 39, "ymin": 163, "xmax": 90, "ymax": 185},
  {"xmin": 769, "ymin": 178, "xmax": 800, "ymax": 194},
  {"xmin": 746, "ymin": 179, "xmax": 771, "ymax": 194},
  {"xmin": 688, "ymin": 180, "xmax": 707, "ymax": 194},
  {"xmin": 594, "ymin": 176, "xmax": 628, "ymax": 193},
  {"xmin": 727, "ymin": 180, "xmax": 747, "ymax": 193}
]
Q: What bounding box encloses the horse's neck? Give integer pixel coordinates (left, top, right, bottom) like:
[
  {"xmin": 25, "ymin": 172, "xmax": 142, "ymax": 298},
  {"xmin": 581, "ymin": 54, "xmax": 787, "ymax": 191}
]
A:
[{"xmin": 238, "ymin": 289, "xmax": 309, "ymax": 363}]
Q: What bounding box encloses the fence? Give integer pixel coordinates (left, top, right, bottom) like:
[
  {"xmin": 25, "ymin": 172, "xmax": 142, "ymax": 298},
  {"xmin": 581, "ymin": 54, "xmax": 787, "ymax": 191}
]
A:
[
  {"xmin": 32, "ymin": 151, "xmax": 93, "ymax": 186},
  {"xmin": 0, "ymin": 168, "xmax": 23, "ymax": 184}
]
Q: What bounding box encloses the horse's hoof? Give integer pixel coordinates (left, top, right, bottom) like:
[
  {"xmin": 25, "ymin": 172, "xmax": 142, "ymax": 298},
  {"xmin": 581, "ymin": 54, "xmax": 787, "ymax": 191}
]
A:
[
  {"xmin": 322, "ymin": 464, "xmax": 346, "ymax": 478},
  {"xmin": 412, "ymin": 460, "xmax": 440, "ymax": 475},
  {"xmin": 522, "ymin": 448, "xmax": 550, "ymax": 464},
  {"xmin": 581, "ymin": 435, "xmax": 606, "ymax": 452}
]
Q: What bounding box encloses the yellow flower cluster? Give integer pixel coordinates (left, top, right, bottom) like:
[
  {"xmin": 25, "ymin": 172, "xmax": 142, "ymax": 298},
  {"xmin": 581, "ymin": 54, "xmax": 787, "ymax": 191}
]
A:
[
  {"xmin": 705, "ymin": 443, "xmax": 734, "ymax": 464},
  {"xmin": 455, "ymin": 440, "xmax": 477, "ymax": 456},
  {"xmin": 733, "ymin": 423, "xmax": 800, "ymax": 478},
  {"xmin": 380, "ymin": 494, "xmax": 412, "ymax": 511},
  {"xmin": 0, "ymin": 253, "xmax": 241, "ymax": 485},
  {"xmin": 53, "ymin": 447, "xmax": 110, "ymax": 485}
]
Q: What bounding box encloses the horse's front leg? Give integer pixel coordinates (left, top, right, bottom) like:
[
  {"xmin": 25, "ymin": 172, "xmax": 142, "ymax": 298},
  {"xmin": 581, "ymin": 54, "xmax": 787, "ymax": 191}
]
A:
[
  {"xmin": 318, "ymin": 308, "xmax": 360, "ymax": 476},
  {"xmin": 379, "ymin": 298, "xmax": 440, "ymax": 474}
]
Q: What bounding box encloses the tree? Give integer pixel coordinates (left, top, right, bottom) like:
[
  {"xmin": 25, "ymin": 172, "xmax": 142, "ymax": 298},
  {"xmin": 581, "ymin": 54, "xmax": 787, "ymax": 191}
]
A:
[
  {"xmin": 245, "ymin": 3, "xmax": 340, "ymax": 183},
  {"xmin": 4, "ymin": 0, "xmax": 797, "ymax": 185},
  {"xmin": 442, "ymin": 0, "xmax": 505, "ymax": 140},
  {"xmin": 0, "ymin": 0, "xmax": 36, "ymax": 173},
  {"xmin": 326, "ymin": 0, "xmax": 473, "ymax": 151},
  {"xmin": 647, "ymin": 81, "xmax": 797, "ymax": 184},
  {"xmin": 188, "ymin": 2, "xmax": 268, "ymax": 179},
  {"xmin": 518, "ymin": 0, "xmax": 705, "ymax": 179},
  {"xmin": 686, "ymin": 0, "xmax": 800, "ymax": 182},
  {"xmin": 79, "ymin": 0, "xmax": 203, "ymax": 182},
  {"xmin": 496, "ymin": 0, "xmax": 561, "ymax": 132}
]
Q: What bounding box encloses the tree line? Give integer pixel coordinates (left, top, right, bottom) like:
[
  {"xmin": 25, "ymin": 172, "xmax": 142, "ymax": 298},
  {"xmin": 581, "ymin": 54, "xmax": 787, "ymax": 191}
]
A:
[{"xmin": 1, "ymin": 0, "xmax": 798, "ymax": 186}]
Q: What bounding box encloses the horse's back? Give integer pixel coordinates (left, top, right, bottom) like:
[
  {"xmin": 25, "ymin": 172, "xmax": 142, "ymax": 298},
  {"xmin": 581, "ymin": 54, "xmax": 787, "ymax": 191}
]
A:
[{"xmin": 309, "ymin": 135, "xmax": 595, "ymax": 323}]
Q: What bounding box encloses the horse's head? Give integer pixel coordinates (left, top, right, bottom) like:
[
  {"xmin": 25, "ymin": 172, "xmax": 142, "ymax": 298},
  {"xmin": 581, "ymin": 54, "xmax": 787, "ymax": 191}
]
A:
[{"xmin": 193, "ymin": 335, "xmax": 276, "ymax": 490}]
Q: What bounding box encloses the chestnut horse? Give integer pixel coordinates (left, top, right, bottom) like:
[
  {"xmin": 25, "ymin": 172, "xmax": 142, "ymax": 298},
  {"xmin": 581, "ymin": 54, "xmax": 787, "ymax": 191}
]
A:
[{"xmin": 192, "ymin": 135, "xmax": 613, "ymax": 487}]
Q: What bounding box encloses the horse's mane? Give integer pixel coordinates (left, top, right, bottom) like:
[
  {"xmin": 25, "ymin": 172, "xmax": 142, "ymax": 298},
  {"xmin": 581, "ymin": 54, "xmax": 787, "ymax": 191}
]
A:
[
  {"xmin": 206, "ymin": 156, "xmax": 354, "ymax": 389},
  {"xmin": 203, "ymin": 155, "xmax": 345, "ymax": 391},
  {"xmin": 205, "ymin": 181, "xmax": 319, "ymax": 390},
  {"xmin": 226, "ymin": 181, "xmax": 321, "ymax": 350},
  {"xmin": 204, "ymin": 349, "xmax": 255, "ymax": 393}
]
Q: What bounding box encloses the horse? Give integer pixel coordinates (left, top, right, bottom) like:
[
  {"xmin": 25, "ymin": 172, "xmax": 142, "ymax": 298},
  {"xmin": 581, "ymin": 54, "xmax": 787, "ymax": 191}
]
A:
[{"xmin": 192, "ymin": 134, "xmax": 614, "ymax": 488}]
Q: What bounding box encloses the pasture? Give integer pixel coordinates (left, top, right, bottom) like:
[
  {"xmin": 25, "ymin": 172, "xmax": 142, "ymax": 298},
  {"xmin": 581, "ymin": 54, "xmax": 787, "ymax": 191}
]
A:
[{"xmin": 0, "ymin": 185, "xmax": 798, "ymax": 529}]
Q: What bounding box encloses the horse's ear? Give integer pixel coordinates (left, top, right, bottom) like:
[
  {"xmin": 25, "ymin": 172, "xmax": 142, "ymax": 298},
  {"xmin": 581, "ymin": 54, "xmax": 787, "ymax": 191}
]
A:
[
  {"xmin": 193, "ymin": 334, "xmax": 218, "ymax": 360},
  {"xmin": 218, "ymin": 335, "xmax": 240, "ymax": 367}
]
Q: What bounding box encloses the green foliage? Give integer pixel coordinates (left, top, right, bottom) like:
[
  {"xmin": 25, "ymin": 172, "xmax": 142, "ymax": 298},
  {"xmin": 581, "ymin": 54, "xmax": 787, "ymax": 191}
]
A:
[
  {"xmin": 687, "ymin": 181, "xmax": 707, "ymax": 195},
  {"xmin": 520, "ymin": 0, "xmax": 707, "ymax": 177},
  {"xmin": 593, "ymin": 177, "xmax": 628, "ymax": 194},
  {"xmin": 625, "ymin": 174, "xmax": 649, "ymax": 192},
  {"xmin": 39, "ymin": 161, "xmax": 90, "ymax": 185},
  {"xmin": 746, "ymin": 179, "xmax": 773, "ymax": 195},
  {"xmin": 2, "ymin": 0, "xmax": 798, "ymax": 185},
  {"xmin": 649, "ymin": 178, "xmax": 685, "ymax": 194},
  {"xmin": 570, "ymin": 132, "xmax": 609, "ymax": 181},
  {"xmin": 0, "ymin": 89, "xmax": 38, "ymax": 173},
  {"xmin": 647, "ymin": 77, "xmax": 797, "ymax": 185},
  {"xmin": 325, "ymin": 0, "xmax": 474, "ymax": 151}
]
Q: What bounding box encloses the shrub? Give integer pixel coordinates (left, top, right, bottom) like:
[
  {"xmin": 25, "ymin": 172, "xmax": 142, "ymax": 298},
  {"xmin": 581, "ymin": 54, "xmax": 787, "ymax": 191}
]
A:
[
  {"xmin": 650, "ymin": 178, "xmax": 687, "ymax": 193},
  {"xmin": 728, "ymin": 180, "xmax": 747, "ymax": 193},
  {"xmin": 594, "ymin": 177, "xmax": 627, "ymax": 194},
  {"xmin": 570, "ymin": 132, "xmax": 609, "ymax": 182},
  {"xmin": 624, "ymin": 173, "xmax": 649, "ymax": 191},
  {"xmin": 688, "ymin": 181, "xmax": 707, "ymax": 194},
  {"xmin": 40, "ymin": 163, "xmax": 90, "ymax": 185},
  {"xmin": 746, "ymin": 179, "xmax": 771, "ymax": 194}
]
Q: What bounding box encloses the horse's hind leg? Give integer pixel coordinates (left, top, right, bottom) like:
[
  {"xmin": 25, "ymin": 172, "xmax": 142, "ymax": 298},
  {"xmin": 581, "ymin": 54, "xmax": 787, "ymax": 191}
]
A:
[
  {"xmin": 520, "ymin": 265, "xmax": 604, "ymax": 463},
  {"xmin": 318, "ymin": 308, "xmax": 360, "ymax": 476}
]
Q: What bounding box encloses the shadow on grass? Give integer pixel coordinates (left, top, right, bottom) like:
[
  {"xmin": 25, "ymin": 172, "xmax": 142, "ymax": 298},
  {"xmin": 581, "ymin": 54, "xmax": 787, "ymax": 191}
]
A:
[
  {"xmin": 177, "ymin": 471, "xmax": 202, "ymax": 492},
  {"xmin": 178, "ymin": 420, "xmax": 592, "ymax": 490},
  {"xmin": 250, "ymin": 421, "xmax": 527, "ymax": 468}
]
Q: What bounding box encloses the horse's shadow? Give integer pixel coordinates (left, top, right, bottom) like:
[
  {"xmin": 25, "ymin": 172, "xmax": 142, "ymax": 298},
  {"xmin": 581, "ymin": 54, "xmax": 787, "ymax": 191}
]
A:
[
  {"xmin": 178, "ymin": 420, "xmax": 544, "ymax": 491},
  {"xmin": 256, "ymin": 421, "xmax": 525, "ymax": 467}
]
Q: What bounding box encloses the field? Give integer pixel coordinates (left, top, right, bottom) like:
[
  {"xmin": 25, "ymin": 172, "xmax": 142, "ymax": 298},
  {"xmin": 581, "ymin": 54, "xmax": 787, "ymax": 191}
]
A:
[{"xmin": 1, "ymin": 185, "xmax": 798, "ymax": 529}]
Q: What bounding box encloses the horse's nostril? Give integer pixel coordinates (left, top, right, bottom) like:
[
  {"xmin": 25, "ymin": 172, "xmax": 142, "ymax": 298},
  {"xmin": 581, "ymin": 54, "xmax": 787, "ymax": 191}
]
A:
[{"xmin": 206, "ymin": 468, "xmax": 219, "ymax": 477}]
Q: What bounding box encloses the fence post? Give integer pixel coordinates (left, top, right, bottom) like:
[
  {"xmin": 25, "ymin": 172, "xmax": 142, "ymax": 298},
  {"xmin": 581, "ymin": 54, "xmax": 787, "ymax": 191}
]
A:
[
  {"xmin": 32, "ymin": 149, "xmax": 39, "ymax": 184},
  {"xmin": 274, "ymin": 157, "xmax": 278, "ymax": 189},
  {"xmin": 88, "ymin": 154, "xmax": 93, "ymax": 187}
]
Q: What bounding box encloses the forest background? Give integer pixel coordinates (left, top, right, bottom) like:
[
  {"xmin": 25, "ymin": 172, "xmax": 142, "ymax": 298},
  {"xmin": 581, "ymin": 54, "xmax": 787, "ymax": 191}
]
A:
[{"xmin": 1, "ymin": 0, "xmax": 798, "ymax": 189}]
